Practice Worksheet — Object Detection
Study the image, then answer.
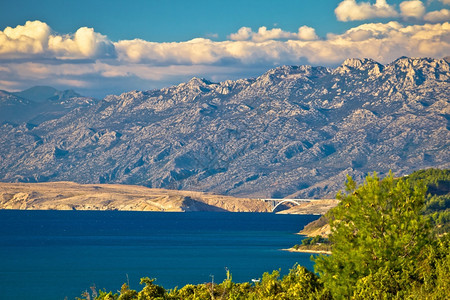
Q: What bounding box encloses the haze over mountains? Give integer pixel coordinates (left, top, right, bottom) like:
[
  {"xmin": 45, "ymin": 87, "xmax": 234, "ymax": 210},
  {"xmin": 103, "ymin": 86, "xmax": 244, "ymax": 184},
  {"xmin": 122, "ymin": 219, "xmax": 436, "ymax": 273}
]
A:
[
  {"xmin": 1, "ymin": 57, "xmax": 449, "ymax": 198},
  {"xmin": 0, "ymin": 86, "xmax": 95, "ymax": 125}
]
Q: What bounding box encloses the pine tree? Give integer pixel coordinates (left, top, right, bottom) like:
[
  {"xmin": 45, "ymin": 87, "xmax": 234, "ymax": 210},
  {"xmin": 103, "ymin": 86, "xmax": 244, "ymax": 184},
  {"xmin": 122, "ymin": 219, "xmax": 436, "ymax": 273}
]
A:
[{"xmin": 314, "ymin": 172, "xmax": 432, "ymax": 299}]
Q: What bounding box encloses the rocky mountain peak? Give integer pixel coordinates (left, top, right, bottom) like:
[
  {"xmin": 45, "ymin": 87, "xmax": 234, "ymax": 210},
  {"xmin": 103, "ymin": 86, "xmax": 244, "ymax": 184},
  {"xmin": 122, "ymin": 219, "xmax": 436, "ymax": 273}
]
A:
[
  {"xmin": 259, "ymin": 64, "xmax": 324, "ymax": 79},
  {"xmin": 171, "ymin": 77, "xmax": 219, "ymax": 95},
  {"xmin": 13, "ymin": 86, "xmax": 59, "ymax": 102},
  {"xmin": 389, "ymin": 56, "xmax": 449, "ymax": 71},
  {"xmin": 384, "ymin": 57, "xmax": 450, "ymax": 86},
  {"xmin": 334, "ymin": 58, "xmax": 384, "ymax": 75},
  {"xmin": 187, "ymin": 77, "xmax": 213, "ymax": 86},
  {"xmin": 342, "ymin": 58, "xmax": 371, "ymax": 68}
]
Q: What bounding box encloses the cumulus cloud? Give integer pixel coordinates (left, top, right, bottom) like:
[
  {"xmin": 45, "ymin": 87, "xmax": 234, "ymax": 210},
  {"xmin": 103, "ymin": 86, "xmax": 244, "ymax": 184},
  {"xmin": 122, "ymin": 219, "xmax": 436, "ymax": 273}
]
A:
[
  {"xmin": 439, "ymin": 0, "xmax": 450, "ymax": 5},
  {"xmin": 114, "ymin": 21, "xmax": 449, "ymax": 66},
  {"xmin": 228, "ymin": 26, "xmax": 318, "ymax": 42},
  {"xmin": 0, "ymin": 20, "xmax": 51, "ymax": 57},
  {"xmin": 399, "ymin": 0, "xmax": 426, "ymax": 19},
  {"xmin": 325, "ymin": 22, "xmax": 449, "ymax": 60},
  {"xmin": 0, "ymin": 20, "xmax": 115, "ymax": 59},
  {"xmin": 297, "ymin": 26, "xmax": 320, "ymax": 40},
  {"xmin": 1, "ymin": 20, "xmax": 449, "ymax": 97},
  {"xmin": 228, "ymin": 27, "xmax": 252, "ymax": 41},
  {"xmin": 115, "ymin": 38, "xmax": 229, "ymax": 65},
  {"xmin": 424, "ymin": 9, "xmax": 450, "ymax": 22},
  {"xmin": 335, "ymin": 0, "xmax": 398, "ymax": 21},
  {"xmin": 251, "ymin": 26, "xmax": 295, "ymax": 42},
  {"xmin": 49, "ymin": 27, "xmax": 115, "ymax": 58},
  {"xmin": 4, "ymin": 20, "xmax": 448, "ymax": 70}
]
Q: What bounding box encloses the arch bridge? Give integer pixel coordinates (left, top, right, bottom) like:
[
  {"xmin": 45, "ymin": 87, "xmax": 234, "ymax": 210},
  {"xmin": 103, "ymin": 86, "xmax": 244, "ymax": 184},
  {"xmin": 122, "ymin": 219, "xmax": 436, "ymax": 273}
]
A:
[{"xmin": 260, "ymin": 198, "xmax": 319, "ymax": 212}]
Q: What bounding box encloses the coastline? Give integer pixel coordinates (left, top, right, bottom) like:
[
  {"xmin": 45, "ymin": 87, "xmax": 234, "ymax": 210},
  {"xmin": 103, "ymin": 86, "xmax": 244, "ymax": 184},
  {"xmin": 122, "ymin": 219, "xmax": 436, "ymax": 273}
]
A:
[
  {"xmin": 282, "ymin": 248, "xmax": 332, "ymax": 255},
  {"xmin": 0, "ymin": 182, "xmax": 335, "ymax": 215}
]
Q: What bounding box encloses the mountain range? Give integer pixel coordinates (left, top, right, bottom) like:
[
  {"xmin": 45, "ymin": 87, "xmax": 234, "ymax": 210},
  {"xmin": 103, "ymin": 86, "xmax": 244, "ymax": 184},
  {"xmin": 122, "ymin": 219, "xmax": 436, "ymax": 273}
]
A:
[
  {"xmin": 1, "ymin": 57, "xmax": 449, "ymax": 198},
  {"xmin": 0, "ymin": 86, "xmax": 95, "ymax": 125}
]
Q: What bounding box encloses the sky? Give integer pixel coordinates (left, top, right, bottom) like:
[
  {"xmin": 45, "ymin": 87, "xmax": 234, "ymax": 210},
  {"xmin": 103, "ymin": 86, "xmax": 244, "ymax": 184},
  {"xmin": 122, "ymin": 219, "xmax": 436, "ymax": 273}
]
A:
[{"xmin": 0, "ymin": 0, "xmax": 449, "ymax": 97}]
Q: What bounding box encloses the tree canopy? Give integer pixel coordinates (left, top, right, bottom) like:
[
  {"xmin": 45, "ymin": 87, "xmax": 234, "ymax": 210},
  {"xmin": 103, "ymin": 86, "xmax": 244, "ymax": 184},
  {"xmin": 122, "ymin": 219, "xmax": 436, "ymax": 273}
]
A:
[{"xmin": 314, "ymin": 171, "xmax": 447, "ymax": 299}]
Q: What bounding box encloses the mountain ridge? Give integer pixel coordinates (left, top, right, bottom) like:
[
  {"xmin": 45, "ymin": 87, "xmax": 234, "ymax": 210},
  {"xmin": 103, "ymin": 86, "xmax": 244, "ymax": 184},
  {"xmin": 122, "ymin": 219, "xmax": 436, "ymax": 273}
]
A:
[
  {"xmin": 0, "ymin": 86, "xmax": 95, "ymax": 125},
  {"xmin": 12, "ymin": 85, "xmax": 85, "ymax": 103},
  {"xmin": 1, "ymin": 57, "xmax": 449, "ymax": 198}
]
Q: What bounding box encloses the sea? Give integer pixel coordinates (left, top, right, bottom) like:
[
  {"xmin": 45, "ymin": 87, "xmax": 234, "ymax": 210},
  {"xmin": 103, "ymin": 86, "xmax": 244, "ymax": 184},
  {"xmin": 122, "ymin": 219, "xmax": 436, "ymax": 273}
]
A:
[{"xmin": 0, "ymin": 210, "xmax": 320, "ymax": 300}]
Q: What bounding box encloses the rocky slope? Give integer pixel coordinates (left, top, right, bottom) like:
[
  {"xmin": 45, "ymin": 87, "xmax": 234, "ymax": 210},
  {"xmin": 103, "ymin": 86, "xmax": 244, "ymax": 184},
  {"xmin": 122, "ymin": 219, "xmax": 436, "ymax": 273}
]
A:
[
  {"xmin": 298, "ymin": 216, "xmax": 331, "ymax": 237},
  {"xmin": 0, "ymin": 57, "xmax": 449, "ymax": 198},
  {"xmin": 0, "ymin": 182, "xmax": 271, "ymax": 212}
]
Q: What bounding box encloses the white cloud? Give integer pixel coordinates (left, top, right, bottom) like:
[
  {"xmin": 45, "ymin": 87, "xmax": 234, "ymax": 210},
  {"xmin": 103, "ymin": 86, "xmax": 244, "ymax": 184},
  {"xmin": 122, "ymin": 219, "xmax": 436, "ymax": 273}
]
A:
[
  {"xmin": 1, "ymin": 20, "xmax": 449, "ymax": 97},
  {"xmin": 439, "ymin": 0, "xmax": 450, "ymax": 5},
  {"xmin": 400, "ymin": 0, "xmax": 426, "ymax": 19},
  {"xmin": 5, "ymin": 20, "xmax": 447, "ymax": 71},
  {"xmin": 0, "ymin": 20, "xmax": 51, "ymax": 57},
  {"xmin": 114, "ymin": 21, "xmax": 449, "ymax": 66},
  {"xmin": 228, "ymin": 27, "xmax": 252, "ymax": 41},
  {"xmin": 424, "ymin": 9, "xmax": 450, "ymax": 22},
  {"xmin": 0, "ymin": 20, "xmax": 115, "ymax": 59},
  {"xmin": 326, "ymin": 22, "xmax": 450, "ymax": 60},
  {"xmin": 115, "ymin": 38, "xmax": 227, "ymax": 65},
  {"xmin": 49, "ymin": 27, "xmax": 115, "ymax": 58},
  {"xmin": 251, "ymin": 26, "xmax": 295, "ymax": 42},
  {"xmin": 335, "ymin": 0, "xmax": 398, "ymax": 21},
  {"xmin": 297, "ymin": 26, "xmax": 319, "ymax": 41},
  {"xmin": 228, "ymin": 26, "xmax": 318, "ymax": 42}
]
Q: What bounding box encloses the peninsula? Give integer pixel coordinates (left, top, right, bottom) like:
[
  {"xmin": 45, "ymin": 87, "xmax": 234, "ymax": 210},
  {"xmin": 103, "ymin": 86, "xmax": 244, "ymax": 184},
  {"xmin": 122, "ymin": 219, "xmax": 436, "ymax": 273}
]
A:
[{"xmin": 0, "ymin": 181, "xmax": 337, "ymax": 213}]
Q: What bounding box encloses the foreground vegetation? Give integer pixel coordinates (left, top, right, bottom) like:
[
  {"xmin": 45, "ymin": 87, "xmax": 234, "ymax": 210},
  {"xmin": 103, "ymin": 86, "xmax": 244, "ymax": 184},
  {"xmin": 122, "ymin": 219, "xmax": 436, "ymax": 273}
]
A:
[
  {"xmin": 80, "ymin": 266, "xmax": 328, "ymax": 300},
  {"xmin": 78, "ymin": 170, "xmax": 450, "ymax": 299}
]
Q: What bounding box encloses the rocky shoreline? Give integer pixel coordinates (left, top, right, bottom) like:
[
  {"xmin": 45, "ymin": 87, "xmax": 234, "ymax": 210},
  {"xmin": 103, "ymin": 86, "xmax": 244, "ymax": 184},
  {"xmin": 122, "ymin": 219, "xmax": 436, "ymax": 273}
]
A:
[
  {"xmin": 0, "ymin": 181, "xmax": 269, "ymax": 212},
  {"xmin": 0, "ymin": 181, "xmax": 336, "ymax": 214},
  {"xmin": 283, "ymin": 248, "xmax": 332, "ymax": 255}
]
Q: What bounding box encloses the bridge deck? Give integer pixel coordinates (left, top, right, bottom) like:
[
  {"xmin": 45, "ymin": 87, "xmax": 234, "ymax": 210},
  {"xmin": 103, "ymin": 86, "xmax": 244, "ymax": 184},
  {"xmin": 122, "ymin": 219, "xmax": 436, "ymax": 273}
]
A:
[
  {"xmin": 259, "ymin": 198, "xmax": 320, "ymax": 202},
  {"xmin": 259, "ymin": 198, "xmax": 321, "ymax": 212}
]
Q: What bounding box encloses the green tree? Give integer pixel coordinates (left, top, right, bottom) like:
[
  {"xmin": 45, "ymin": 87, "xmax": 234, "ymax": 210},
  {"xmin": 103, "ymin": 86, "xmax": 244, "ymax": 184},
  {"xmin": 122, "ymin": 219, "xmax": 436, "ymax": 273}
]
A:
[
  {"xmin": 137, "ymin": 277, "xmax": 166, "ymax": 300},
  {"xmin": 280, "ymin": 264, "xmax": 328, "ymax": 300},
  {"xmin": 411, "ymin": 233, "xmax": 450, "ymax": 299},
  {"xmin": 117, "ymin": 283, "xmax": 138, "ymax": 300},
  {"xmin": 405, "ymin": 168, "xmax": 450, "ymax": 234},
  {"xmin": 302, "ymin": 237, "xmax": 312, "ymax": 245},
  {"xmin": 167, "ymin": 283, "xmax": 211, "ymax": 300},
  {"xmin": 314, "ymin": 172, "xmax": 433, "ymax": 299},
  {"xmin": 96, "ymin": 290, "xmax": 118, "ymax": 300},
  {"xmin": 253, "ymin": 270, "xmax": 282, "ymax": 299}
]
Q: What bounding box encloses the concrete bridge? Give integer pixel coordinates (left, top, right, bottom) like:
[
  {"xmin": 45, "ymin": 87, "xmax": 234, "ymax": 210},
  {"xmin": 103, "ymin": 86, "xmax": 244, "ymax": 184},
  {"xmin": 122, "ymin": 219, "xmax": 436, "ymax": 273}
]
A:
[{"xmin": 259, "ymin": 198, "xmax": 320, "ymax": 212}]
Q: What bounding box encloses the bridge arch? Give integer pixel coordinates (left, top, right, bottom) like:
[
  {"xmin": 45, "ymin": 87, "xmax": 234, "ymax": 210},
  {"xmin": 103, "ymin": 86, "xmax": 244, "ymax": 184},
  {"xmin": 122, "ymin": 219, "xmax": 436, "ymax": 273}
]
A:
[
  {"xmin": 271, "ymin": 199, "xmax": 303, "ymax": 212},
  {"xmin": 260, "ymin": 198, "xmax": 315, "ymax": 212}
]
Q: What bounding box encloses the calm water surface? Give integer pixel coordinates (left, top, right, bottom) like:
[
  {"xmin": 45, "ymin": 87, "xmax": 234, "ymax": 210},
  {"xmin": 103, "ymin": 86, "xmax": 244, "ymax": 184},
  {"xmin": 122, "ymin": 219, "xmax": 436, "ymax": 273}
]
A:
[{"xmin": 0, "ymin": 210, "xmax": 320, "ymax": 300}]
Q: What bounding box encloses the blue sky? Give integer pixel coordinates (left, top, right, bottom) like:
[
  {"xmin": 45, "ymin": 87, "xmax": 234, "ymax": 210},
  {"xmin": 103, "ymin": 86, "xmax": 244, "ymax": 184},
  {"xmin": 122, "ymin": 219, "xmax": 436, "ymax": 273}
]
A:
[
  {"xmin": 0, "ymin": 0, "xmax": 449, "ymax": 97},
  {"xmin": 0, "ymin": 1, "xmax": 344, "ymax": 41}
]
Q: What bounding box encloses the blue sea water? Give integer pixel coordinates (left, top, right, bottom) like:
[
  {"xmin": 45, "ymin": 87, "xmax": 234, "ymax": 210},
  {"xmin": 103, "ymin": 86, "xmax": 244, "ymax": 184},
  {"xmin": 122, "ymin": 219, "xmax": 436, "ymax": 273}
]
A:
[{"xmin": 0, "ymin": 210, "xmax": 320, "ymax": 300}]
